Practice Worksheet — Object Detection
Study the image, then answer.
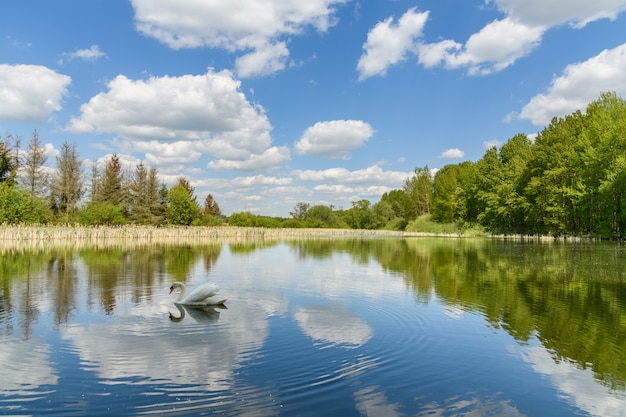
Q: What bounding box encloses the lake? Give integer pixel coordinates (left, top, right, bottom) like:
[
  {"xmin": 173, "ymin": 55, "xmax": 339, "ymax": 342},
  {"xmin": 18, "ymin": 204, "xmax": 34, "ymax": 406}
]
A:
[{"xmin": 0, "ymin": 237, "xmax": 625, "ymax": 416}]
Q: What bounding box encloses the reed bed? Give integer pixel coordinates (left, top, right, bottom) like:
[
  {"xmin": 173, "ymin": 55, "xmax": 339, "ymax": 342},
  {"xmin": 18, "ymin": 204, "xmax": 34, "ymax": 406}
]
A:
[{"xmin": 0, "ymin": 225, "xmax": 442, "ymax": 252}]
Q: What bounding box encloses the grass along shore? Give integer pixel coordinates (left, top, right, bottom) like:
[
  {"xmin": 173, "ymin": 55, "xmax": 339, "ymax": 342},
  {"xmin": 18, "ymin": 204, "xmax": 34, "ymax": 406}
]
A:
[
  {"xmin": 0, "ymin": 223, "xmax": 591, "ymax": 252},
  {"xmin": 0, "ymin": 224, "xmax": 461, "ymax": 251}
]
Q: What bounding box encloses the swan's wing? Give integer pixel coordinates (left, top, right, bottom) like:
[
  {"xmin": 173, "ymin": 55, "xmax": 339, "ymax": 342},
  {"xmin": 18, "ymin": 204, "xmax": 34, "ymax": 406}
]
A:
[{"xmin": 183, "ymin": 283, "xmax": 219, "ymax": 303}]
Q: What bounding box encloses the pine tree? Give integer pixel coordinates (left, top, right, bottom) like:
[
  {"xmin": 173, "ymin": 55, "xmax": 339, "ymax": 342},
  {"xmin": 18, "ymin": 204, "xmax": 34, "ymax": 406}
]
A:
[{"xmin": 95, "ymin": 154, "xmax": 124, "ymax": 205}]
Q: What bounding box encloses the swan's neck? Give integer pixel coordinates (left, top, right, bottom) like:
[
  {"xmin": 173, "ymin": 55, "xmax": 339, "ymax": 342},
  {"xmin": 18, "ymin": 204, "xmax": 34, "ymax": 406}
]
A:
[
  {"xmin": 169, "ymin": 304, "xmax": 185, "ymax": 321},
  {"xmin": 175, "ymin": 283, "xmax": 186, "ymax": 302}
]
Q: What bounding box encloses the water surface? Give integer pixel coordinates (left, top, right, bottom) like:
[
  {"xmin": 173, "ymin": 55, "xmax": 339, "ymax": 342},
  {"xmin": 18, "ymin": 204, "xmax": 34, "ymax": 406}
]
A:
[{"xmin": 1, "ymin": 238, "xmax": 625, "ymax": 416}]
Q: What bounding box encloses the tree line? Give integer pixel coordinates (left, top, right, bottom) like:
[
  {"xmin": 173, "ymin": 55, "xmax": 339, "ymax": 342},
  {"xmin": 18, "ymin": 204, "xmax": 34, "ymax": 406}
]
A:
[
  {"xmin": 0, "ymin": 133, "xmax": 222, "ymax": 226},
  {"xmin": 2, "ymin": 92, "xmax": 625, "ymax": 237},
  {"xmin": 229, "ymin": 92, "xmax": 626, "ymax": 238}
]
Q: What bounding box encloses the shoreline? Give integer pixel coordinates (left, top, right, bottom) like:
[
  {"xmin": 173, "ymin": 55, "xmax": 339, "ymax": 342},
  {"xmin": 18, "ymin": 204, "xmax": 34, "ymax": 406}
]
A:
[{"xmin": 0, "ymin": 224, "xmax": 600, "ymax": 251}]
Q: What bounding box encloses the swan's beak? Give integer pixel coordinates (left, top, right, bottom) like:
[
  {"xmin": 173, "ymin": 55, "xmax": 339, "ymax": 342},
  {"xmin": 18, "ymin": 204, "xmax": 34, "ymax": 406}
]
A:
[{"xmin": 169, "ymin": 286, "xmax": 174, "ymax": 294}]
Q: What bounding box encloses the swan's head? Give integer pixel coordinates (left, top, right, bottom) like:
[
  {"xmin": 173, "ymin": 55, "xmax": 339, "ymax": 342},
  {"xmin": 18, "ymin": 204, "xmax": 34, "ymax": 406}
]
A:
[{"xmin": 169, "ymin": 282, "xmax": 184, "ymax": 294}]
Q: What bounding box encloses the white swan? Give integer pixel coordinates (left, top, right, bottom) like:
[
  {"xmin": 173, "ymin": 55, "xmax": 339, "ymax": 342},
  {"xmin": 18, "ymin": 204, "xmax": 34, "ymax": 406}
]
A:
[{"xmin": 169, "ymin": 282, "xmax": 226, "ymax": 306}]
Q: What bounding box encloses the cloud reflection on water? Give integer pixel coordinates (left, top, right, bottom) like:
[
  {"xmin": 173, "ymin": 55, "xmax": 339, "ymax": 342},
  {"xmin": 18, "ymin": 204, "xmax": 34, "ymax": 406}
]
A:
[
  {"xmin": 294, "ymin": 304, "xmax": 373, "ymax": 348},
  {"xmin": 520, "ymin": 343, "xmax": 626, "ymax": 417},
  {"xmin": 0, "ymin": 338, "xmax": 57, "ymax": 395}
]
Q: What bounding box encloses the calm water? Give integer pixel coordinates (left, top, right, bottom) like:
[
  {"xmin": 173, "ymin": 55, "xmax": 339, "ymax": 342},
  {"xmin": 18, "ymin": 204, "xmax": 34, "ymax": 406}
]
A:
[{"xmin": 1, "ymin": 237, "xmax": 625, "ymax": 416}]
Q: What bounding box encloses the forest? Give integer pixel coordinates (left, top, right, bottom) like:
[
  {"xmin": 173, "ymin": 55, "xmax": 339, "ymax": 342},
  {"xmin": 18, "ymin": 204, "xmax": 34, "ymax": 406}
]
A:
[{"xmin": 1, "ymin": 92, "xmax": 625, "ymax": 239}]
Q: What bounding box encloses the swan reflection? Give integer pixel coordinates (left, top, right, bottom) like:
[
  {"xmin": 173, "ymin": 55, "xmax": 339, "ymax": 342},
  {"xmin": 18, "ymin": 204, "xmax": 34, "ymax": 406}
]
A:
[{"xmin": 168, "ymin": 303, "xmax": 224, "ymax": 323}]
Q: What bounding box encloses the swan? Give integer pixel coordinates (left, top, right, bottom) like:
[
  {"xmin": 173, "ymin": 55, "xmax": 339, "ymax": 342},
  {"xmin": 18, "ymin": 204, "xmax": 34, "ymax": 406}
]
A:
[{"xmin": 169, "ymin": 282, "xmax": 227, "ymax": 306}]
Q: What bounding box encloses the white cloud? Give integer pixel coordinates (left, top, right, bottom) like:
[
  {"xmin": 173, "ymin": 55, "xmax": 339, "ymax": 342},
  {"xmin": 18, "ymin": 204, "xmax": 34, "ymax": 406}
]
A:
[
  {"xmin": 437, "ymin": 18, "xmax": 544, "ymax": 75},
  {"xmin": 67, "ymin": 68, "xmax": 289, "ymax": 171},
  {"xmin": 364, "ymin": 1, "xmax": 626, "ymax": 78},
  {"xmin": 489, "ymin": 0, "xmax": 626, "ymax": 28},
  {"xmin": 231, "ymin": 174, "xmax": 293, "ymax": 188},
  {"xmin": 293, "ymin": 164, "xmax": 412, "ymax": 186},
  {"xmin": 357, "ymin": 8, "xmax": 429, "ymax": 80},
  {"xmin": 62, "ymin": 45, "xmax": 107, "ymax": 63},
  {"xmin": 483, "ymin": 139, "xmax": 502, "ymax": 149},
  {"xmin": 235, "ymin": 41, "xmax": 290, "ymax": 78},
  {"xmin": 0, "ymin": 64, "xmax": 71, "ymax": 123},
  {"xmin": 295, "ymin": 120, "xmax": 374, "ymax": 158},
  {"xmin": 519, "ymin": 43, "xmax": 626, "ymax": 125},
  {"xmin": 207, "ymin": 146, "xmax": 290, "ymax": 171},
  {"xmin": 131, "ymin": 0, "xmax": 348, "ymax": 78},
  {"xmin": 439, "ymin": 148, "xmax": 465, "ymax": 159}
]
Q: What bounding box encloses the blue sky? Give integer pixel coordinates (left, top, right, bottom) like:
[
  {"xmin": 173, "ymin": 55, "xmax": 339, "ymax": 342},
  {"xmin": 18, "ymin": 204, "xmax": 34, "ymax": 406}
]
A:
[{"xmin": 2, "ymin": 0, "xmax": 626, "ymax": 217}]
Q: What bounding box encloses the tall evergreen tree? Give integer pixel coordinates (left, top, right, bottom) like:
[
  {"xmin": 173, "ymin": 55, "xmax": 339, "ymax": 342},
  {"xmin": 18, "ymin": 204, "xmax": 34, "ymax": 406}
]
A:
[
  {"xmin": 128, "ymin": 163, "xmax": 162, "ymax": 224},
  {"xmin": 95, "ymin": 154, "xmax": 124, "ymax": 205}
]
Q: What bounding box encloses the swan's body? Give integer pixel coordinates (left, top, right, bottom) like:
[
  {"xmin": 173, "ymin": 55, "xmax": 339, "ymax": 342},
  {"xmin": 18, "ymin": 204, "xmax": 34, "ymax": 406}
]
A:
[{"xmin": 169, "ymin": 282, "xmax": 226, "ymax": 306}]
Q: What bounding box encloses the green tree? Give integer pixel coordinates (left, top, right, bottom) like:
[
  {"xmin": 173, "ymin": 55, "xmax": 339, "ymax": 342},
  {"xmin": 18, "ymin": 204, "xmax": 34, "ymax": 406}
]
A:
[
  {"xmin": 345, "ymin": 199, "xmax": 374, "ymax": 229},
  {"xmin": 523, "ymin": 112, "xmax": 585, "ymax": 236},
  {"xmin": 304, "ymin": 205, "xmax": 348, "ymax": 228},
  {"xmin": 380, "ymin": 189, "xmax": 409, "ymax": 220},
  {"xmin": 79, "ymin": 202, "xmax": 127, "ymax": 225},
  {"xmin": 432, "ymin": 164, "xmax": 460, "ymax": 223},
  {"xmin": 0, "ymin": 134, "xmax": 19, "ymax": 185},
  {"xmin": 95, "ymin": 154, "xmax": 125, "ymax": 205},
  {"xmin": 166, "ymin": 185, "xmax": 200, "ymax": 226},
  {"xmin": 576, "ymin": 92, "xmax": 626, "ymax": 237},
  {"xmin": 128, "ymin": 163, "xmax": 163, "ymax": 225},
  {"xmin": 403, "ymin": 166, "xmax": 433, "ymax": 220},
  {"xmin": 290, "ymin": 202, "xmax": 311, "ymax": 221},
  {"xmin": 0, "ymin": 182, "xmax": 52, "ymax": 224}
]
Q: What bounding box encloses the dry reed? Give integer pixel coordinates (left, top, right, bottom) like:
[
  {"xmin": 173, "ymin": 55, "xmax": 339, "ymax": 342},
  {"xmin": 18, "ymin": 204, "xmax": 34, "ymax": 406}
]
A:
[{"xmin": 0, "ymin": 225, "xmax": 441, "ymax": 252}]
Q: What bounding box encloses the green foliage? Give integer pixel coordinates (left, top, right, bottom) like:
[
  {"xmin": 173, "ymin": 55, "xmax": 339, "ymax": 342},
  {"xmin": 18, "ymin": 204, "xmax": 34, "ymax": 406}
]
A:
[
  {"xmin": 0, "ymin": 183, "xmax": 52, "ymax": 224},
  {"xmin": 79, "ymin": 202, "xmax": 127, "ymax": 225},
  {"xmin": 95, "ymin": 154, "xmax": 125, "ymax": 205},
  {"xmin": 228, "ymin": 212, "xmax": 283, "ymax": 228},
  {"xmin": 403, "ymin": 166, "xmax": 433, "ymax": 221},
  {"xmin": 0, "ymin": 134, "xmax": 18, "ymax": 185},
  {"xmin": 282, "ymin": 218, "xmax": 305, "ymax": 228},
  {"xmin": 193, "ymin": 214, "xmax": 224, "ymax": 226},
  {"xmin": 304, "ymin": 205, "xmax": 348, "ymax": 228},
  {"xmin": 405, "ymin": 214, "xmax": 477, "ymax": 235},
  {"xmin": 167, "ymin": 185, "xmax": 201, "ymax": 226}
]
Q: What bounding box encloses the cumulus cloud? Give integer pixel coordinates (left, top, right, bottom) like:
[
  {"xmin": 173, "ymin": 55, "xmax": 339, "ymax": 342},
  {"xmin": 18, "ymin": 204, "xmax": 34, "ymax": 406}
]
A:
[
  {"xmin": 439, "ymin": 148, "xmax": 465, "ymax": 159},
  {"xmin": 434, "ymin": 18, "xmax": 544, "ymax": 75},
  {"xmin": 207, "ymin": 146, "xmax": 290, "ymax": 171},
  {"xmin": 62, "ymin": 45, "xmax": 107, "ymax": 63},
  {"xmin": 0, "ymin": 64, "xmax": 71, "ymax": 123},
  {"xmin": 357, "ymin": 8, "xmax": 429, "ymax": 80},
  {"xmin": 293, "ymin": 164, "xmax": 412, "ymax": 186},
  {"xmin": 131, "ymin": 0, "xmax": 348, "ymax": 78},
  {"xmin": 295, "ymin": 120, "xmax": 374, "ymax": 158},
  {"xmin": 518, "ymin": 43, "xmax": 626, "ymax": 125},
  {"xmin": 361, "ymin": 1, "xmax": 626, "ymax": 78},
  {"xmin": 489, "ymin": 0, "xmax": 626, "ymax": 28},
  {"xmin": 67, "ymin": 68, "xmax": 288, "ymax": 171}
]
